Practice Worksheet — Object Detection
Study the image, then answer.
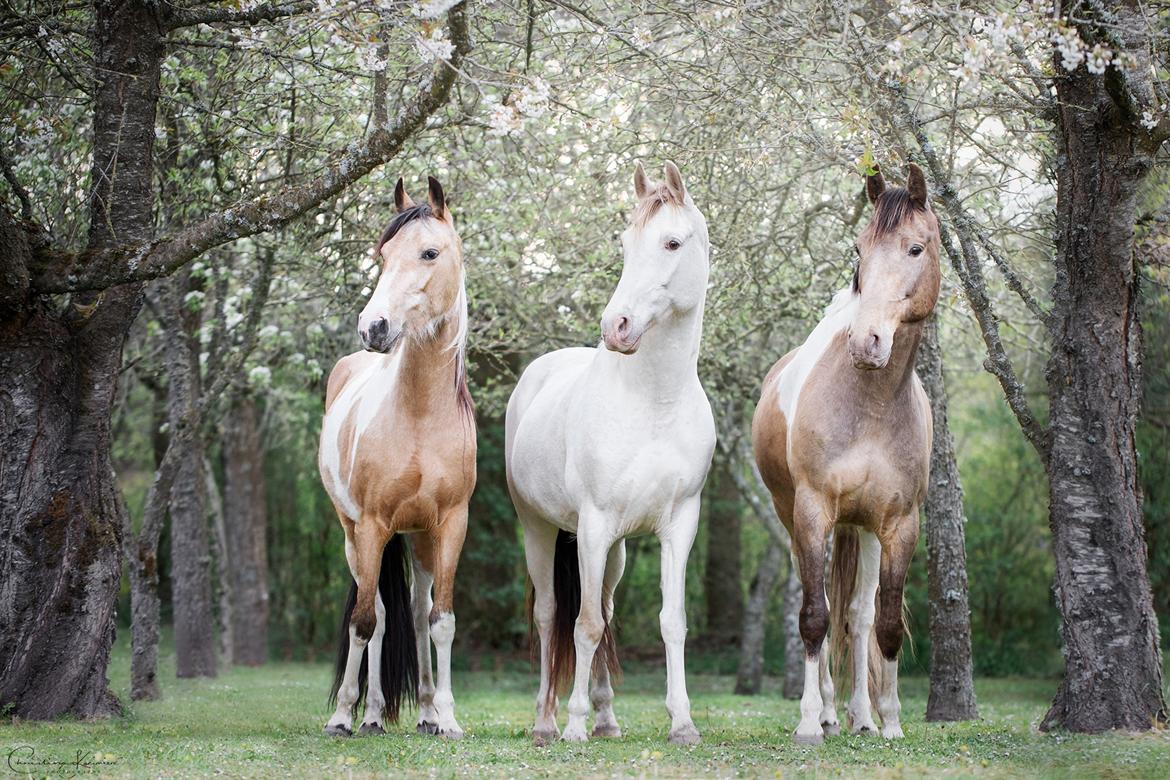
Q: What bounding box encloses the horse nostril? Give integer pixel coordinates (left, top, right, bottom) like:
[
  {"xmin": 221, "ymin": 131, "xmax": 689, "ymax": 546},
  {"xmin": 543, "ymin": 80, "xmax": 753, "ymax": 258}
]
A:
[
  {"xmin": 616, "ymin": 316, "xmax": 630, "ymax": 337},
  {"xmin": 869, "ymin": 333, "xmax": 880, "ymax": 354},
  {"xmin": 369, "ymin": 318, "xmax": 389, "ymax": 339}
]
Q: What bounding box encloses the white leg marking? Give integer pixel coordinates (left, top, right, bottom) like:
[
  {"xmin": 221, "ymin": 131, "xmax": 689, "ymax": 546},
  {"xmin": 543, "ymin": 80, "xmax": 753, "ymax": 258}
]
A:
[
  {"xmin": 325, "ymin": 623, "xmax": 369, "ymax": 736},
  {"xmin": 591, "ymin": 540, "xmax": 625, "ymax": 739},
  {"xmin": 430, "ymin": 611, "xmax": 463, "ymax": 739},
  {"xmin": 877, "ymin": 657, "xmax": 904, "ymax": 739},
  {"xmin": 795, "ymin": 651, "xmax": 825, "ymax": 744},
  {"xmin": 523, "ymin": 523, "xmax": 560, "ymax": 744},
  {"xmin": 359, "ymin": 591, "xmax": 387, "ymax": 733}
]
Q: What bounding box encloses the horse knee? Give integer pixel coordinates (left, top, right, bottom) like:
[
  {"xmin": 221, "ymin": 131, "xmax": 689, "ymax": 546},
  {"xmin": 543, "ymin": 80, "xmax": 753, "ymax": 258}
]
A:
[
  {"xmin": 429, "ymin": 611, "xmax": 455, "ymax": 645},
  {"xmin": 800, "ymin": 598, "xmax": 829, "ymax": 656},
  {"xmin": 659, "ymin": 608, "xmax": 686, "ymax": 645},
  {"xmin": 575, "ymin": 612, "xmax": 605, "ymax": 646},
  {"xmin": 875, "ymin": 609, "xmax": 903, "ymax": 661}
]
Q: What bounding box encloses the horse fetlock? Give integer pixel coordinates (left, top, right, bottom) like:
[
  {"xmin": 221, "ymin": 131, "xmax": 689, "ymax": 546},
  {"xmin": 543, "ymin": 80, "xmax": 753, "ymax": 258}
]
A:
[
  {"xmin": 429, "ymin": 612, "xmax": 455, "ymax": 644},
  {"xmin": 881, "ymin": 721, "xmax": 904, "ymax": 739},
  {"xmin": 561, "ymin": 719, "xmax": 589, "ymax": 742}
]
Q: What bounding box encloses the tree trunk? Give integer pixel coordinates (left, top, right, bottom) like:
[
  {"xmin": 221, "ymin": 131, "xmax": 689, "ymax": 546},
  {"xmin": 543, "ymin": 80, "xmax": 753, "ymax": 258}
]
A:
[
  {"xmin": 734, "ymin": 541, "xmax": 782, "ymax": 695},
  {"xmin": 166, "ymin": 272, "xmax": 217, "ymax": 679},
  {"xmin": 781, "ymin": 558, "xmax": 803, "ymax": 699},
  {"xmin": 0, "ymin": 1, "xmax": 163, "ymax": 718},
  {"xmin": 704, "ymin": 463, "xmax": 743, "ymax": 646},
  {"xmin": 223, "ymin": 394, "xmax": 270, "ymax": 666},
  {"xmin": 1042, "ymin": 6, "xmax": 1167, "ymax": 731},
  {"xmin": 205, "ymin": 459, "xmax": 234, "ymax": 667},
  {"xmin": 917, "ymin": 316, "xmax": 978, "ymax": 721}
]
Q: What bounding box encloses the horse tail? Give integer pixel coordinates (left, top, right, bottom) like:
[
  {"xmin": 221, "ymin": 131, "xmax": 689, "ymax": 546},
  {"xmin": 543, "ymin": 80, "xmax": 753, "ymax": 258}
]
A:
[
  {"xmin": 329, "ymin": 535, "xmax": 418, "ymax": 723},
  {"xmin": 546, "ymin": 529, "xmax": 620, "ymax": 706}
]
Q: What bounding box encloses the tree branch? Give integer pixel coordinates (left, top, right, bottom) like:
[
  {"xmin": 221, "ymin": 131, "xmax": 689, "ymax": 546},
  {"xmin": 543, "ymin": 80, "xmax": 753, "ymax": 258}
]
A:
[
  {"xmin": 164, "ymin": 1, "xmax": 316, "ymax": 32},
  {"xmin": 34, "ymin": 1, "xmax": 472, "ymax": 294},
  {"xmin": 877, "ymin": 78, "xmax": 1052, "ymax": 464}
]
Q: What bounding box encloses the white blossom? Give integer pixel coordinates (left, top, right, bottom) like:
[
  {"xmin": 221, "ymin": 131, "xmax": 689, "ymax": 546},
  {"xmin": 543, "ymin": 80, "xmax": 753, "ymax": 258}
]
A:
[
  {"xmin": 488, "ymin": 103, "xmax": 522, "ymax": 137},
  {"xmin": 631, "ymin": 27, "xmax": 653, "ymax": 50},
  {"xmin": 358, "ymin": 45, "xmax": 387, "ymax": 73},
  {"xmin": 516, "ymin": 78, "xmax": 550, "ymax": 119},
  {"xmin": 415, "ymin": 26, "xmax": 454, "ymax": 63},
  {"xmin": 1085, "ymin": 43, "xmax": 1112, "ymax": 75},
  {"xmin": 411, "ymin": 0, "xmax": 460, "ymax": 19},
  {"xmin": 1141, "ymin": 110, "xmax": 1160, "ymax": 131},
  {"xmin": 248, "ymin": 365, "xmax": 272, "ymax": 387},
  {"xmin": 1053, "ymin": 24, "xmax": 1086, "ymax": 72}
]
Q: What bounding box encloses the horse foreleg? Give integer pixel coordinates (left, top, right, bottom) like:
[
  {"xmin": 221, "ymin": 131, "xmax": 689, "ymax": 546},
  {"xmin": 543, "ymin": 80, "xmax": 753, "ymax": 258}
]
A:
[
  {"xmin": 409, "ymin": 547, "xmax": 439, "ymax": 735},
  {"xmin": 325, "ymin": 535, "xmax": 366, "ymax": 737},
  {"xmin": 793, "ymin": 490, "xmax": 831, "ymax": 745},
  {"xmin": 659, "ymin": 498, "xmax": 701, "ymax": 746},
  {"xmin": 875, "ymin": 519, "xmax": 917, "ymax": 740},
  {"xmin": 358, "ymin": 590, "xmax": 387, "ymax": 735},
  {"xmin": 846, "ymin": 531, "xmax": 881, "ymax": 734},
  {"xmin": 428, "ymin": 505, "xmax": 468, "ymax": 739},
  {"xmin": 562, "ymin": 516, "xmax": 611, "ymax": 742},
  {"xmin": 591, "ymin": 539, "xmax": 626, "ymax": 739},
  {"xmin": 522, "ymin": 519, "xmax": 560, "ymax": 745},
  {"xmin": 817, "ymin": 602, "xmax": 840, "ymax": 735}
]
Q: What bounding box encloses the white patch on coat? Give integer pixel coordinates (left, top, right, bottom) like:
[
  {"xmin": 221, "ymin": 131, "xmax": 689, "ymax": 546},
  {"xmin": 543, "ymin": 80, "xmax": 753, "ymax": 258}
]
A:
[
  {"xmin": 776, "ymin": 287, "xmax": 859, "ymax": 451},
  {"xmin": 319, "ymin": 347, "xmax": 405, "ymax": 520}
]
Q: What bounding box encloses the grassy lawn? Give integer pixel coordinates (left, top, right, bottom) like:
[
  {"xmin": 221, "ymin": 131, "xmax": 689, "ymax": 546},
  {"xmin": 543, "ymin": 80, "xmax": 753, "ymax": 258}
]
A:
[{"xmin": 2, "ymin": 637, "xmax": 1167, "ymax": 778}]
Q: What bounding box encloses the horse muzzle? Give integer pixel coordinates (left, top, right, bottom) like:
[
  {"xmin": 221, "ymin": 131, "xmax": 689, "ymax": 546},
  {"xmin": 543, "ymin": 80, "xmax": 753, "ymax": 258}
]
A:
[
  {"xmin": 359, "ymin": 316, "xmax": 402, "ymax": 353},
  {"xmin": 601, "ymin": 314, "xmax": 643, "ymax": 354}
]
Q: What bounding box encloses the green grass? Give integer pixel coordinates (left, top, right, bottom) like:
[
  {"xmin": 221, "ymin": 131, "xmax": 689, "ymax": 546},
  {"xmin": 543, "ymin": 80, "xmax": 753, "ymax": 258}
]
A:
[{"xmin": 2, "ymin": 636, "xmax": 1167, "ymax": 778}]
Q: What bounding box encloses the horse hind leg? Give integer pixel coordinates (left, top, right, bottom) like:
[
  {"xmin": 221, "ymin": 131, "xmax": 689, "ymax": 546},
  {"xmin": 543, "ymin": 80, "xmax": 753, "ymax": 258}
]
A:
[
  {"xmin": 522, "ymin": 518, "xmax": 561, "ymax": 746},
  {"xmin": 874, "ymin": 518, "xmax": 917, "ymax": 740},
  {"xmin": 410, "ymin": 548, "xmax": 439, "ymax": 735},
  {"xmin": 846, "ymin": 531, "xmax": 881, "ymax": 735},
  {"xmin": 590, "ymin": 539, "xmax": 626, "ymax": 739}
]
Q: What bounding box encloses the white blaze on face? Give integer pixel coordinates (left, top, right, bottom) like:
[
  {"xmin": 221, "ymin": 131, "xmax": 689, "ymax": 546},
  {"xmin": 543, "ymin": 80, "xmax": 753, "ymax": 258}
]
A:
[
  {"xmin": 319, "ymin": 348, "xmax": 405, "ymax": 521},
  {"xmin": 776, "ymin": 288, "xmax": 859, "ymax": 451}
]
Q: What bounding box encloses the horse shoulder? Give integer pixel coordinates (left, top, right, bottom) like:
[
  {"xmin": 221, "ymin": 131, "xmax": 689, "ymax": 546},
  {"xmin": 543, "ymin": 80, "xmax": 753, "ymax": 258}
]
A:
[{"xmin": 324, "ymin": 351, "xmax": 370, "ymax": 411}]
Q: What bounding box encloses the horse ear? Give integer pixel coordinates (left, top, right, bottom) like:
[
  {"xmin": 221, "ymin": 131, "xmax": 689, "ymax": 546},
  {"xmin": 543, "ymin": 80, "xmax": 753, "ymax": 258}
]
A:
[
  {"xmin": 394, "ymin": 177, "xmax": 415, "ymax": 212},
  {"xmin": 663, "ymin": 161, "xmax": 688, "ymax": 203},
  {"xmin": 427, "ymin": 176, "xmax": 447, "ymax": 219},
  {"xmin": 634, "ymin": 161, "xmax": 653, "ymax": 200},
  {"xmin": 907, "ymin": 163, "xmax": 928, "ymax": 208},
  {"xmin": 866, "ymin": 164, "xmax": 886, "ymax": 205}
]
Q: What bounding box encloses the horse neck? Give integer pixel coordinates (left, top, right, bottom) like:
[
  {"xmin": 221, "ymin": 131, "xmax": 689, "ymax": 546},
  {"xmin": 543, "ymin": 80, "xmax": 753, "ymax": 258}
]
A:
[
  {"xmin": 606, "ymin": 301, "xmax": 704, "ymax": 399},
  {"xmin": 854, "ymin": 319, "xmax": 924, "ymax": 404},
  {"xmin": 398, "ymin": 311, "xmax": 465, "ymax": 416}
]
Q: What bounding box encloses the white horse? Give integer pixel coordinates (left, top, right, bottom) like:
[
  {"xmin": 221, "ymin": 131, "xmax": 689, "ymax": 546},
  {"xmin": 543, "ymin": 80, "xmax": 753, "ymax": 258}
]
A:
[{"xmin": 505, "ymin": 161, "xmax": 715, "ymax": 746}]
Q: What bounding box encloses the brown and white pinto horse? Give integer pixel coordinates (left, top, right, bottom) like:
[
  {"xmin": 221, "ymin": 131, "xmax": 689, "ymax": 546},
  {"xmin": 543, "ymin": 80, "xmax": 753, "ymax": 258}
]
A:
[
  {"xmin": 752, "ymin": 163, "xmax": 939, "ymax": 745},
  {"xmin": 318, "ymin": 176, "xmax": 475, "ymax": 738}
]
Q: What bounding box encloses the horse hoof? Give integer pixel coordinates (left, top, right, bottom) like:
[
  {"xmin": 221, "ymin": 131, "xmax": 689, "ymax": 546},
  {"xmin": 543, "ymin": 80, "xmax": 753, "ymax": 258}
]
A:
[
  {"xmin": 358, "ymin": 722, "xmax": 385, "ymax": 736},
  {"xmin": 853, "ymin": 725, "xmax": 876, "ymax": 736},
  {"xmin": 533, "ymin": 729, "xmax": 560, "ymax": 747},
  {"xmin": 793, "ymin": 730, "xmax": 824, "ymax": 746},
  {"xmin": 560, "ymin": 727, "xmax": 588, "ymax": 743},
  {"xmin": 416, "ymin": 721, "xmax": 440, "ymax": 736},
  {"xmin": 821, "ymin": 721, "xmax": 840, "ymax": 737},
  {"xmin": 882, "ymin": 725, "xmax": 905, "ymax": 740},
  {"xmin": 668, "ymin": 724, "xmax": 701, "ymax": 746},
  {"xmin": 323, "ymin": 723, "xmax": 352, "ymax": 738},
  {"xmin": 591, "ymin": 723, "xmax": 622, "ymax": 738}
]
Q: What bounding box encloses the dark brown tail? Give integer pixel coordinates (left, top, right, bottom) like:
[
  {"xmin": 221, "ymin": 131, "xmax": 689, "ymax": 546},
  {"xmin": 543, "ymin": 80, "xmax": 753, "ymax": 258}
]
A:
[
  {"xmin": 829, "ymin": 525, "xmax": 881, "ymax": 707},
  {"xmin": 545, "ymin": 529, "xmax": 620, "ymax": 706},
  {"xmin": 329, "ymin": 535, "xmax": 418, "ymax": 723}
]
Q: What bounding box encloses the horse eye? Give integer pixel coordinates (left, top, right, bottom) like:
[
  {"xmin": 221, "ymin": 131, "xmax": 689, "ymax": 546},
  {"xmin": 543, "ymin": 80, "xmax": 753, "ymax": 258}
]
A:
[
  {"xmin": 909, "ymin": 244, "xmax": 924, "ymax": 257},
  {"xmin": 665, "ymin": 239, "xmax": 682, "ymax": 251},
  {"xmin": 421, "ymin": 248, "xmax": 439, "ymax": 261}
]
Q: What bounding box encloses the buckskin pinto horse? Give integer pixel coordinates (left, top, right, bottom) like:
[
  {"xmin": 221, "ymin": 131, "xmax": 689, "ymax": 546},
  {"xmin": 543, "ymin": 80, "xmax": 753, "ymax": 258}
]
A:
[
  {"xmin": 317, "ymin": 176, "xmax": 474, "ymax": 739},
  {"xmin": 752, "ymin": 163, "xmax": 939, "ymax": 745},
  {"xmin": 506, "ymin": 161, "xmax": 715, "ymax": 746}
]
